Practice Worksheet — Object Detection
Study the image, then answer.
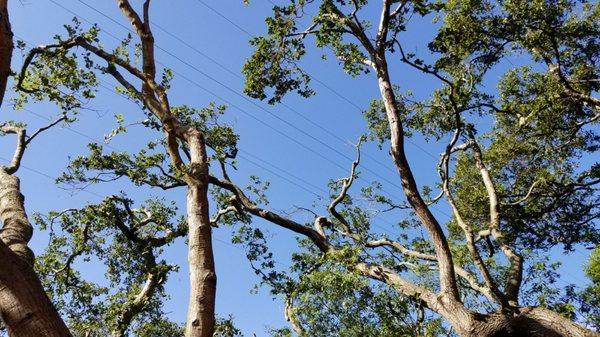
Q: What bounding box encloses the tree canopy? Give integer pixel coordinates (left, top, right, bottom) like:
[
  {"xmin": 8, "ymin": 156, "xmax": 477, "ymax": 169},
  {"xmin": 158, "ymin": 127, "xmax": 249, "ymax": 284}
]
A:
[{"xmin": 0, "ymin": 0, "xmax": 598, "ymax": 336}]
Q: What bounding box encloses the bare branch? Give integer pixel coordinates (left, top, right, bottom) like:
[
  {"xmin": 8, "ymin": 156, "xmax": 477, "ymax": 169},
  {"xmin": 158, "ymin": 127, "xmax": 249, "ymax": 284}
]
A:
[
  {"xmin": 504, "ymin": 179, "xmax": 543, "ymax": 206},
  {"xmin": 366, "ymin": 237, "xmax": 497, "ymax": 303},
  {"xmin": 0, "ymin": 124, "xmax": 25, "ymax": 174},
  {"xmin": 209, "ymin": 174, "xmax": 331, "ymax": 253},
  {"xmin": 25, "ymin": 114, "xmax": 69, "ymax": 147},
  {"xmin": 376, "ymin": 0, "xmax": 392, "ymax": 53},
  {"xmin": 328, "ymin": 138, "xmax": 362, "ymax": 233},
  {"xmin": 438, "ymin": 127, "xmax": 506, "ymax": 306},
  {"xmin": 284, "ymin": 296, "xmax": 305, "ymax": 336},
  {"xmin": 209, "ymin": 206, "xmax": 237, "ymax": 227}
]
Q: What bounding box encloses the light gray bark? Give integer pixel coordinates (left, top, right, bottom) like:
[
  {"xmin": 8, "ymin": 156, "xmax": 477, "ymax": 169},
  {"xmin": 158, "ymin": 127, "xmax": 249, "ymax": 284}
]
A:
[{"xmin": 183, "ymin": 129, "xmax": 216, "ymax": 337}]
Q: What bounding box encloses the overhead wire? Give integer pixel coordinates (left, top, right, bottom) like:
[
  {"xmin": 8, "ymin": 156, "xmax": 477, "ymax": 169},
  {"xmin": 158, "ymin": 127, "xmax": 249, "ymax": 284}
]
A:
[
  {"xmin": 43, "ymin": 0, "xmax": 454, "ymax": 229},
  {"xmin": 6, "ymin": 0, "xmax": 589, "ymax": 292},
  {"xmin": 16, "ymin": 105, "xmax": 401, "ymax": 241},
  {"xmin": 71, "ymin": 0, "xmax": 414, "ymax": 196},
  {"xmin": 40, "ymin": 0, "xmax": 455, "ymax": 221}
]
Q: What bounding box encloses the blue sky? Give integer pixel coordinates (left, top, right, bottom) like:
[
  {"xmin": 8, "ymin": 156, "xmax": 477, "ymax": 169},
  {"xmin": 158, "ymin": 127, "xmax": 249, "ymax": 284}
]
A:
[{"xmin": 1, "ymin": 0, "xmax": 594, "ymax": 335}]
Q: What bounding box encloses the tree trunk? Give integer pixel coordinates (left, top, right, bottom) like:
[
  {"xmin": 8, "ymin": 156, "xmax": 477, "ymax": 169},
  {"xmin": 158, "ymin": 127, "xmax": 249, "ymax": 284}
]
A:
[
  {"xmin": 0, "ymin": 244, "xmax": 72, "ymax": 337},
  {"xmin": 374, "ymin": 59, "xmax": 460, "ymax": 301},
  {"xmin": 183, "ymin": 129, "xmax": 216, "ymax": 337},
  {"xmin": 0, "ymin": 0, "xmax": 12, "ymax": 107},
  {"xmin": 458, "ymin": 308, "xmax": 600, "ymax": 337},
  {"xmin": 0, "ymin": 171, "xmax": 71, "ymax": 336}
]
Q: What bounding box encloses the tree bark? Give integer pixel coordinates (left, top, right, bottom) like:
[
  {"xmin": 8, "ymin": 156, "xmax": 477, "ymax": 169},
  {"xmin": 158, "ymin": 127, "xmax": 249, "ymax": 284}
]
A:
[
  {"xmin": 0, "ymin": 244, "xmax": 71, "ymax": 337},
  {"xmin": 183, "ymin": 129, "xmax": 216, "ymax": 337},
  {"xmin": 374, "ymin": 60, "xmax": 461, "ymax": 302},
  {"xmin": 457, "ymin": 308, "xmax": 600, "ymax": 337},
  {"xmin": 0, "ymin": 171, "xmax": 71, "ymax": 337},
  {"xmin": 0, "ymin": 0, "xmax": 11, "ymax": 107}
]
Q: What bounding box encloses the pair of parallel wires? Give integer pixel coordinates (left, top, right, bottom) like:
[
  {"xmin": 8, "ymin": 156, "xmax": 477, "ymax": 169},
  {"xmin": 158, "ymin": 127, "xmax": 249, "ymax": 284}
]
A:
[{"xmin": 1, "ymin": 0, "xmax": 588, "ymax": 291}]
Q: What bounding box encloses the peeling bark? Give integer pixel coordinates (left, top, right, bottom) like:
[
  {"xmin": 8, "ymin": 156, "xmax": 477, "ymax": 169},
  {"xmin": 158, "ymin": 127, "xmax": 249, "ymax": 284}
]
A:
[{"xmin": 0, "ymin": 171, "xmax": 33, "ymax": 263}]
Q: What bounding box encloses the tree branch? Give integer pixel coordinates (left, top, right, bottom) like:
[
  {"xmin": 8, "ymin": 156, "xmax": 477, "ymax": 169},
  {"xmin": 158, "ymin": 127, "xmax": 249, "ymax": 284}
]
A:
[
  {"xmin": 467, "ymin": 129, "xmax": 523, "ymax": 305},
  {"xmin": 0, "ymin": 124, "xmax": 25, "ymax": 174}
]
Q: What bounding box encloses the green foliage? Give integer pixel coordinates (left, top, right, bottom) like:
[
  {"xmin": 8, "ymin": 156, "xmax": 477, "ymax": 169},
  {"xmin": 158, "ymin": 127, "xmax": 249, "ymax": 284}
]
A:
[
  {"xmin": 10, "ymin": 0, "xmax": 598, "ymax": 334},
  {"xmin": 243, "ymin": 2, "xmax": 313, "ymax": 104},
  {"xmin": 171, "ymin": 103, "xmax": 239, "ymax": 160},
  {"xmin": 14, "ymin": 18, "xmax": 99, "ymax": 112},
  {"xmin": 580, "ymin": 247, "xmax": 600, "ymax": 327},
  {"xmin": 272, "ymin": 258, "xmax": 445, "ymax": 337},
  {"xmin": 245, "ymin": 0, "xmax": 599, "ymax": 333},
  {"xmin": 214, "ymin": 316, "xmax": 243, "ymax": 337},
  {"xmin": 34, "ymin": 196, "xmax": 185, "ymax": 336},
  {"xmin": 58, "ymin": 142, "xmax": 184, "ymax": 189}
]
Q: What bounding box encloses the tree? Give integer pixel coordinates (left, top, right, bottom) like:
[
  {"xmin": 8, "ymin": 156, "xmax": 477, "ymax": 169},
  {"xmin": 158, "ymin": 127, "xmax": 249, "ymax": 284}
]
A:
[
  {"xmin": 1, "ymin": 0, "xmax": 599, "ymax": 337},
  {"xmin": 2, "ymin": 1, "xmax": 239, "ymax": 336},
  {"xmin": 234, "ymin": 0, "xmax": 600, "ymax": 336}
]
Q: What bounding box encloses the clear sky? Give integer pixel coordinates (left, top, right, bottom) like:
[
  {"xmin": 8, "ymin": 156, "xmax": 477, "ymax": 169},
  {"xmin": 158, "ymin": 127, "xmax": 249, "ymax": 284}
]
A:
[{"xmin": 2, "ymin": 0, "xmax": 594, "ymax": 336}]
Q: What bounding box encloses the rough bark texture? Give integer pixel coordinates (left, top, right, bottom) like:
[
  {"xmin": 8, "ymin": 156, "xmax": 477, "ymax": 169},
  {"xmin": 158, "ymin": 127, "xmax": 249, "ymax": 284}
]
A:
[
  {"xmin": 0, "ymin": 0, "xmax": 11, "ymax": 107},
  {"xmin": 0, "ymin": 171, "xmax": 33, "ymax": 263},
  {"xmin": 0, "ymin": 171, "xmax": 72, "ymax": 337},
  {"xmin": 461, "ymin": 308, "xmax": 600, "ymax": 337},
  {"xmin": 183, "ymin": 129, "xmax": 216, "ymax": 337}
]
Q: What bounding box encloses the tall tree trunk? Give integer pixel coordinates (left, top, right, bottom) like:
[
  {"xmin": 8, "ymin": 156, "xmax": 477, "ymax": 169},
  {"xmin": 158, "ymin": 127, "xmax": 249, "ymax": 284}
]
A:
[
  {"xmin": 0, "ymin": 171, "xmax": 71, "ymax": 336},
  {"xmin": 183, "ymin": 129, "xmax": 216, "ymax": 337},
  {"xmin": 0, "ymin": 0, "xmax": 11, "ymax": 107}
]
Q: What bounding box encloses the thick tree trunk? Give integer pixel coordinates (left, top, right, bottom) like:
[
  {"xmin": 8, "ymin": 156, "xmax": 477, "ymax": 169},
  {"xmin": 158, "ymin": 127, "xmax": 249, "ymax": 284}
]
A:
[
  {"xmin": 0, "ymin": 171, "xmax": 71, "ymax": 336},
  {"xmin": 0, "ymin": 0, "xmax": 12, "ymax": 107},
  {"xmin": 0, "ymin": 244, "xmax": 71, "ymax": 337},
  {"xmin": 457, "ymin": 308, "xmax": 599, "ymax": 337},
  {"xmin": 184, "ymin": 129, "xmax": 216, "ymax": 337}
]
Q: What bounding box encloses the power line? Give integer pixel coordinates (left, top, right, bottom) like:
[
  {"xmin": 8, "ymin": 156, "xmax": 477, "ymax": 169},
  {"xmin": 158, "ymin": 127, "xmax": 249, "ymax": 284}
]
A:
[
  {"xmin": 25, "ymin": 1, "xmax": 455, "ymax": 238},
  {"xmin": 38, "ymin": 0, "xmax": 449, "ymax": 239},
  {"xmin": 19, "ymin": 106, "xmax": 404, "ymax": 240},
  {"xmin": 0, "ymin": 144, "xmax": 588, "ymax": 288},
  {"xmin": 7, "ymin": 0, "xmax": 589, "ymax": 297},
  {"xmin": 14, "ymin": 32, "xmax": 410, "ymax": 230},
  {"xmin": 207, "ymin": 0, "xmax": 439, "ymax": 161},
  {"xmin": 39, "ymin": 0, "xmax": 457, "ymax": 222},
  {"xmin": 194, "ymin": 0, "xmax": 418, "ymax": 171},
  {"xmin": 44, "ymin": 1, "xmax": 349, "ymax": 172},
  {"xmin": 51, "ymin": 0, "xmax": 408, "ymax": 198},
  {"xmin": 69, "ymin": 0, "xmax": 417, "ymax": 194}
]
